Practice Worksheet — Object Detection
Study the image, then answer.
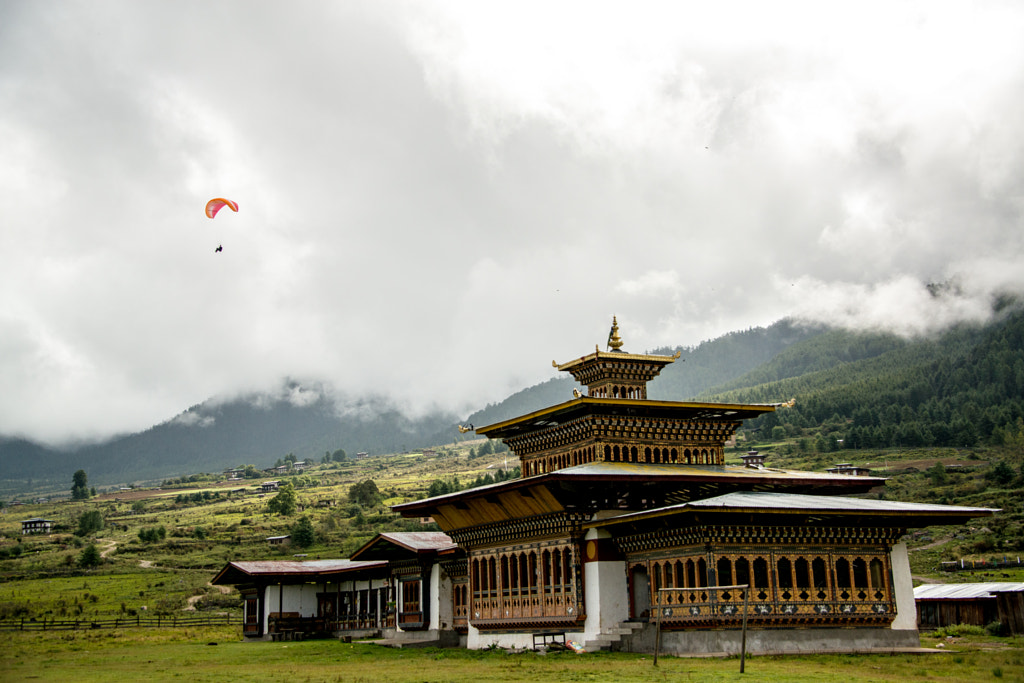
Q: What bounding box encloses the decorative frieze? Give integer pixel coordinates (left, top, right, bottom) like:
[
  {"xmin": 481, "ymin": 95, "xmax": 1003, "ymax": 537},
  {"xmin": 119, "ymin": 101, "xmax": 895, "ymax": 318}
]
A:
[
  {"xmin": 617, "ymin": 525, "xmax": 905, "ymax": 555},
  {"xmin": 448, "ymin": 511, "xmax": 588, "ymax": 550}
]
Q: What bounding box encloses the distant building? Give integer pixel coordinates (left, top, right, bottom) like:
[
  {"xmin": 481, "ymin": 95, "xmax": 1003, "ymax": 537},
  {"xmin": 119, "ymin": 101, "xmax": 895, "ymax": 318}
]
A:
[
  {"xmin": 261, "ymin": 481, "xmax": 280, "ymax": 493},
  {"xmin": 21, "ymin": 518, "xmax": 53, "ymax": 535},
  {"xmin": 355, "ymin": 452, "xmax": 369, "ymax": 460},
  {"xmin": 826, "ymin": 463, "xmax": 872, "ymax": 476},
  {"xmin": 740, "ymin": 449, "xmax": 766, "ymax": 467},
  {"xmin": 267, "ymin": 535, "xmax": 290, "ymax": 547}
]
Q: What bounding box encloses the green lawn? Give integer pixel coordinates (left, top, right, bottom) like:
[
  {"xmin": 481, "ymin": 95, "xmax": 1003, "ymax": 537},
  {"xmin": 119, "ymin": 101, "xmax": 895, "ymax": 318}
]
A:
[{"xmin": 2, "ymin": 628, "xmax": 1023, "ymax": 683}]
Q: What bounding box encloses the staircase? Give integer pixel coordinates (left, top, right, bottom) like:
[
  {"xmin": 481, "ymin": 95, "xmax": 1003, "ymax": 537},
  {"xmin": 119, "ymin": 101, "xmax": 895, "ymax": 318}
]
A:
[{"xmin": 582, "ymin": 620, "xmax": 645, "ymax": 652}]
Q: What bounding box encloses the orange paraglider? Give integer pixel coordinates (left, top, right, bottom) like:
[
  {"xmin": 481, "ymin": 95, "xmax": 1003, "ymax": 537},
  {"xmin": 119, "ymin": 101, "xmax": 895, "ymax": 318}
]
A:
[{"xmin": 205, "ymin": 198, "xmax": 238, "ymax": 219}]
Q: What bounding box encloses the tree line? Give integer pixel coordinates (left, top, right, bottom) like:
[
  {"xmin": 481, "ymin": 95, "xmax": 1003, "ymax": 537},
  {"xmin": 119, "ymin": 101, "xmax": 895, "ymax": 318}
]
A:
[{"xmin": 709, "ymin": 310, "xmax": 1024, "ymax": 451}]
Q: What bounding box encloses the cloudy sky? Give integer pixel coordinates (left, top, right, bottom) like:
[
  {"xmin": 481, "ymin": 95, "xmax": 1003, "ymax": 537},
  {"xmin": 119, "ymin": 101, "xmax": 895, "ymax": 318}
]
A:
[{"xmin": 2, "ymin": 1, "xmax": 1023, "ymax": 445}]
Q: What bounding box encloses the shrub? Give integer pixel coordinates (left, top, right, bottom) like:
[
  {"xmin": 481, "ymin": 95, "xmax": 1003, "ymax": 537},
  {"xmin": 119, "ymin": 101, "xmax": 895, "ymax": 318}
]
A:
[
  {"xmin": 75, "ymin": 510, "xmax": 104, "ymax": 537},
  {"xmin": 986, "ymin": 621, "xmax": 1007, "ymax": 637},
  {"xmin": 932, "ymin": 623, "xmax": 987, "ymax": 638},
  {"xmin": 78, "ymin": 543, "xmax": 102, "ymax": 568}
]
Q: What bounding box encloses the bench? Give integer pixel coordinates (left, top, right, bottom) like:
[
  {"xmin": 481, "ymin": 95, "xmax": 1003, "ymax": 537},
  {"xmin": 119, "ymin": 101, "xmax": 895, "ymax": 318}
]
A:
[{"xmin": 532, "ymin": 632, "xmax": 566, "ymax": 650}]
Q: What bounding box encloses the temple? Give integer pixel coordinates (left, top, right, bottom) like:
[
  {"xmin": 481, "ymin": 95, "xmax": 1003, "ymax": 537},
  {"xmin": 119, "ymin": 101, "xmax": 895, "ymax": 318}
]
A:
[{"xmin": 213, "ymin": 318, "xmax": 994, "ymax": 653}]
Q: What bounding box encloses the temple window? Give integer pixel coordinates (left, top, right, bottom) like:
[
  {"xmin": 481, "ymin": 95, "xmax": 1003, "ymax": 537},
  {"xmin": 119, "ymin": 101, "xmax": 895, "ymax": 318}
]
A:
[
  {"xmin": 717, "ymin": 557, "xmax": 733, "ymax": 586},
  {"xmin": 777, "ymin": 557, "xmax": 793, "ymax": 589},
  {"xmin": 852, "ymin": 558, "xmax": 868, "ymax": 588},
  {"xmin": 812, "ymin": 557, "xmax": 828, "ymax": 588},
  {"xmin": 869, "ymin": 558, "xmax": 885, "ymax": 590},
  {"xmin": 835, "ymin": 558, "xmax": 852, "ymax": 589},
  {"xmin": 735, "ymin": 557, "xmax": 750, "ymax": 587},
  {"xmin": 795, "ymin": 557, "xmax": 810, "ymax": 587}
]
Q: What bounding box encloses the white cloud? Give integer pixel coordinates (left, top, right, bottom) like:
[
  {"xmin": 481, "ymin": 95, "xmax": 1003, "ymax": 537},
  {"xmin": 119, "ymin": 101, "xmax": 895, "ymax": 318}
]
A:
[{"xmin": 2, "ymin": 1, "xmax": 1023, "ymax": 444}]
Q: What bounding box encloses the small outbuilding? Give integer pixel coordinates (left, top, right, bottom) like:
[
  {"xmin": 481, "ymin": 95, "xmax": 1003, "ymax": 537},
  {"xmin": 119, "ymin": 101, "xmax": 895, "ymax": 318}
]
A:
[{"xmin": 915, "ymin": 582, "xmax": 1024, "ymax": 634}]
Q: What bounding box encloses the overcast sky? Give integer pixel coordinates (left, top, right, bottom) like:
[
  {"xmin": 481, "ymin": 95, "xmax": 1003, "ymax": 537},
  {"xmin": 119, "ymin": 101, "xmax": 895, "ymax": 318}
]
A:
[{"xmin": 2, "ymin": 1, "xmax": 1023, "ymax": 445}]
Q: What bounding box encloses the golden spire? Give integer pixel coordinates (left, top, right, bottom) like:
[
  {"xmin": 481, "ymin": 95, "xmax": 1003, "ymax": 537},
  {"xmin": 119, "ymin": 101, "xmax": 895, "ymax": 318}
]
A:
[{"xmin": 607, "ymin": 315, "xmax": 624, "ymax": 351}]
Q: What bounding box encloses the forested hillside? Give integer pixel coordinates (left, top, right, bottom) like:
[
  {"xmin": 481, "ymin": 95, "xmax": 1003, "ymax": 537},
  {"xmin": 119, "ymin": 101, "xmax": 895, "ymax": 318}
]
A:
[{"xmin": 708, "ymin": 308, "xmax": 1024, "ymax": 451}]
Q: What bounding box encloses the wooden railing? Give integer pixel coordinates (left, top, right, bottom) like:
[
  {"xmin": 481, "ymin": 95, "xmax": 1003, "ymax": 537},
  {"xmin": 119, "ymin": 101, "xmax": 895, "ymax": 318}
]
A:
[
  {"xmin": 652, "ymin": 583, "xmax": 894, "ymax": 624},
  {"xmin": 0, "ymin": 613, "xmax": 236, "ymax": 631}
]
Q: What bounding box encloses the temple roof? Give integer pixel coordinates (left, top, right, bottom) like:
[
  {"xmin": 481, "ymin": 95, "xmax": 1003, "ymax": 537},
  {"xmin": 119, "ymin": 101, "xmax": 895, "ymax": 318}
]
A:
[
  {"xmin": 584, "ymin": 491, "xmax": 995, "ymax": 531},
  {"xmin": 392, "ymin": 461, "xmax": 887, "ymax": 531},
  {"xmin": 553, "ymin": 349, "xmax": 679, "ymax": 373},
  {"xmin": 475, "ymin": 397, "xmax": 775, "ymax": 439}
]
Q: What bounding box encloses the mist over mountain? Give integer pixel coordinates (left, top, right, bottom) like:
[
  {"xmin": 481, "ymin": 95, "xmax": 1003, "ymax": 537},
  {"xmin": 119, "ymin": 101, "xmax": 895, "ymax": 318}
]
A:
[
  {"xmin": 0, "ymin": 383, "xmax": 458, "ymax": 494},
  {"xmin": 2, "ymin": 308, "xmax": 1021, "ymax": 498}
]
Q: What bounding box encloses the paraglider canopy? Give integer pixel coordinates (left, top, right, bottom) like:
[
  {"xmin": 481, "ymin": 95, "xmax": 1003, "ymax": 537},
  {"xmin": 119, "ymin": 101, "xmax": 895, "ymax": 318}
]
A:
[{"xmin": 205, "ymin": 198, "xmax": 238, "ymax": 219}]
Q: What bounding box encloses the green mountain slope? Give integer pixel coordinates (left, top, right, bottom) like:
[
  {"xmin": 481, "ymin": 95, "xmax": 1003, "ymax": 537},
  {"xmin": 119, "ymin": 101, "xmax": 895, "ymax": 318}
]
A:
[{"xmin": 705, "ymin": 309, "xmax": 1024, "ymax": 449}]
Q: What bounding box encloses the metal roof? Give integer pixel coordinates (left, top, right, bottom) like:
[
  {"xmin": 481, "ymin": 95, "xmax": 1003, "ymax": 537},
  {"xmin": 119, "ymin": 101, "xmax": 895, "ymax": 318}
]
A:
[
  {"xmin": 349, "ymin": 532, "xmax": 459, "ymax": 562},
  {"xmin": 585, "ymin": 491, "xmax": 996, "ymax": 529},
  {"xmin": 683, "ymin": 491, "xmax": 997, "ymax": 514},
  {"xmin": 914, "ymin": 583, "xmax": 1024, "ymax": 600},
  {"xmin": 211, "ymin": 558, "xmax": 388, "ymax": 585},
  {"xmin": 375, "ymin": 531, "xmax": 456, "ymax": 551},
  {"xmin": 226, "ymin": 559, "xmax": 385, "ymax": 574}
]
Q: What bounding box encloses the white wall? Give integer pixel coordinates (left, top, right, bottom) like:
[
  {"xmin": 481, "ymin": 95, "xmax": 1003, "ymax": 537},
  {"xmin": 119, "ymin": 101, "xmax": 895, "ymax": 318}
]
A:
[
  {"xmin": 582, "ymin": 528, "xmax": 628, "ymax": 640},
  {"xmin": 889, "ymin": 542, "xmax": 918, "ymax": 631},
  {"xmin": 430, "ymin": 564, "xmax": 453, "ymax": 631}
]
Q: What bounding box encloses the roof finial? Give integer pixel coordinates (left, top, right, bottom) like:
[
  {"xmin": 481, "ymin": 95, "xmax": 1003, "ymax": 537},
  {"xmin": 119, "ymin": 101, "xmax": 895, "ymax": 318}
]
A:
[{"xmin": 607, "ymin": 315, "xmax": 624, "ymax": 352}]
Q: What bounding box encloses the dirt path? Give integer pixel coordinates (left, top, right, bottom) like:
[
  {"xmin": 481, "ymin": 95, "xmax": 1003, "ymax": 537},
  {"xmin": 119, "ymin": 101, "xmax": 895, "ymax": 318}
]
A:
[
  {"xmin": 909, "ymin": 537, "xmax": 951, "ymax": 552},
  {"xmin": 99, "ymin": 540, "xmax": 118, "ymax": 558},
  {"xmin": 139, "ymin": 559, "xmax": 154, "ymax": 568},
  {"xmin": 912, "ymin": 575, "xmax": 942, "ymax": 584},
  {"xmin": 182, "ymin": 582, "xmax": 233, "ymax": 611}
]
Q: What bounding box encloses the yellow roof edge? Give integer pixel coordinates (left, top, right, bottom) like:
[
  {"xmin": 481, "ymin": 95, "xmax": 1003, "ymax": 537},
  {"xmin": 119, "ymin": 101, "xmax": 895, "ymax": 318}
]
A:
[
  {"xmin": 554, "ymin": 349, "xmax": 678, "ymax": 371},
  {"xmin": 476, "ymin": 397, "xmax": 775, "ymax": 435}
]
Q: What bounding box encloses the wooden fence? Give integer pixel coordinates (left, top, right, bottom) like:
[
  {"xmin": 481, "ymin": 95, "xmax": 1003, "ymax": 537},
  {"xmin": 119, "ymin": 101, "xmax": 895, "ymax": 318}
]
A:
[
  {"xmin": 0, "ymin": 613, "xmax": 236, "ymax": 631},
  {"xmin": 940, "ymin": 557, "xmax": 1023, "ymax": 572}
]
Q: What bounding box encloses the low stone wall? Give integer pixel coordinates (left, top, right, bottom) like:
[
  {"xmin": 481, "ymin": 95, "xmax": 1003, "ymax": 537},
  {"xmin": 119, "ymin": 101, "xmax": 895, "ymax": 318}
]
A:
[{"xmin": 619, "ymin": 626, "xmax": 921, "ymax": 655}]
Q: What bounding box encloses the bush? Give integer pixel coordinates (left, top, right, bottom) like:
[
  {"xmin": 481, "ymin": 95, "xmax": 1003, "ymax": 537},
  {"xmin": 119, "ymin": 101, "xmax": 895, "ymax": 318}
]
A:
[
  {"xmin": 986, "ymin": 621, "xmax": 1007, "ymax": 637},
  {"xmin": 78, "ymin": 543, "xmax": 102, "ymax": 568},
  {"xmin": 932, "ymin": 623, "xmax": 987, "ymax": 638},
  {"xmin": 75, "ymin": 510, "xmax": 104, "ymax": 537}
]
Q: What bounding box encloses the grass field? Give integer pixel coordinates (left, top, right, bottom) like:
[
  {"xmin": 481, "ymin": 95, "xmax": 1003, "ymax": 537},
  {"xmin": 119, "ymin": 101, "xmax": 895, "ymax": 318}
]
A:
[
  {"xmin": 3, "ymin": 442, "xmax": 1024, "ymax": 681},
  {"xmin": 2, "ymin": 627, "xmax": 1023, "ymax": 683}
]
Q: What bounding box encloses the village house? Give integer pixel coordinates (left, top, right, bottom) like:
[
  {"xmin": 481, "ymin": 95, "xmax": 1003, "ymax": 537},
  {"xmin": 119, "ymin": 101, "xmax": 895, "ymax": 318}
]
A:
[
  {"xmin": 20, "ymin": 517, "xmax": 53, "ymax": 535},
  {"xmin": 212, "ymin": 319, "xmax": 993, "ymax": 652}
]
